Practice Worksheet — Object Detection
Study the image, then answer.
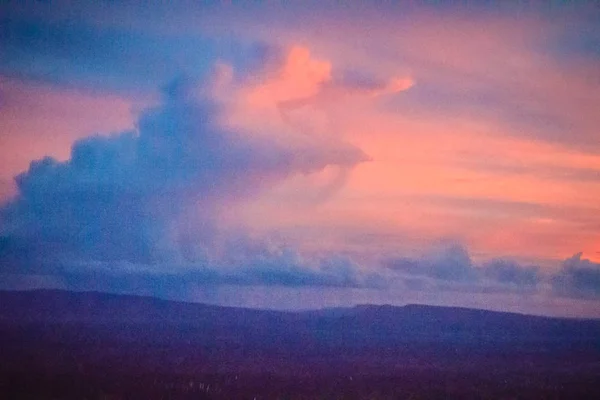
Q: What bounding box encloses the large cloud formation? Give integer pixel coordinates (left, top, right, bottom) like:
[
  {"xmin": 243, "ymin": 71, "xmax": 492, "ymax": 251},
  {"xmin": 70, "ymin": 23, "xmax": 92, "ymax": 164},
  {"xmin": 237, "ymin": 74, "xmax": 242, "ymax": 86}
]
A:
[
  {"xmin": 0, "ymin": 70, "xmax": 369, "ymax": 288},
  {"xmin": 1, "ymin": 74, "xmax": 598, "ymax": 299}
]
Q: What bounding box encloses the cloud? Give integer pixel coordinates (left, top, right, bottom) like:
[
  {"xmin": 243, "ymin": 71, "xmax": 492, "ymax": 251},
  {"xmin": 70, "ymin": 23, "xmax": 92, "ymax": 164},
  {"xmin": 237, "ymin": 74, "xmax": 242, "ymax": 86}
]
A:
[
  {"xmin": 480, "ymin": 259, "xmax": 540, "ymax": 287},
  {"xmin": 385, "ymin": 244, "xmax": 477, "ymax": 283},
  {"xmin": 552, "ymin": 252, "xmax": 600, "ymax": 299},
  {"xmin": 38, "ymin": 246, "xmax": 383, "ymax": 298},
  {"xmin": 220, "ymin": 248, "xmax": 385, "ymax": 289},
  {"xmin": 0, "ymin": 238, "xmax": 385, "ymax": 300},
  {"xmin": 4, "ymin": 2, "xmax": 599, "ymax": 151},
  {"xmin": 277, "ymin": 62, "xmax": 414, "ymax": 114},
  {"xmin": 385, "ymin": 243, "xmax": 541, "ymax": 293},
  {"xmin": 0, "ymin": 67, "xmax": 368, "ymax": 284},
  {"xmin": 0, "ymin": 17, "xmax": 272, "ymax": 94}
]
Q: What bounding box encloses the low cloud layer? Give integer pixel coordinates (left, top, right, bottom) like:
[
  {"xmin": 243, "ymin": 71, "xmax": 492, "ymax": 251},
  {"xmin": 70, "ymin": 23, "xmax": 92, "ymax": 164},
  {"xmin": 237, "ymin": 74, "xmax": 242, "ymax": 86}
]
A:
[
  {"xmin": 386, "ymin": 244, "xmax": 477, "ymax": 283},
  {"xmin": 385, "ymin": 243, "xmax": 542, "ymax": 293},
  {"xmin": 385, "ymin": 244, "xmax": 600, "ymax": 301},
  {"xmin": 552, "ymin": 253, "xmax": 600, "ymax": 299}
]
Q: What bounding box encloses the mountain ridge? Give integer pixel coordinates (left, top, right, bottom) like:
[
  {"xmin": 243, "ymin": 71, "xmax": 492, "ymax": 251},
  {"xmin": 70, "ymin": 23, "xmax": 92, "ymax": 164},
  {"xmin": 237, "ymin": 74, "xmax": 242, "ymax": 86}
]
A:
[
  {"xmin": 2, "ymin": 288, "xmax": 597, "ymax": 322},
  {"xmin": 1, "ymin": 288, "xmax": 599, "ymax": 388}
]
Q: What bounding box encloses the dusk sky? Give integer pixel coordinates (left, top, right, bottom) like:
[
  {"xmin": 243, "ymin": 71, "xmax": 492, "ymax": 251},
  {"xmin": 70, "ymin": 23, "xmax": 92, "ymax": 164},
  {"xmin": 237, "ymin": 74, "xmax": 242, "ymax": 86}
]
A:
[{"xmin": 1, "ymin": 1, "xmax": 600, "ymax": 317}]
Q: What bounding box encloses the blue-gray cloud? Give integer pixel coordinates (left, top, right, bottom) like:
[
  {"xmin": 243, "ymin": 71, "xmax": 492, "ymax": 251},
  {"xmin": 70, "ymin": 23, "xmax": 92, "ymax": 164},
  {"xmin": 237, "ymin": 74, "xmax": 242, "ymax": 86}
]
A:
[
  {"xmin": 480, "ymin": 259, "xmax": 540, "ymax": 287},
  {"xmin": 552, "ymin": 253, "xmax": 600, "ymax": 299},
  {"xmin": 0, "ymin": 74, "xmax": 368, "ymax": 286},
  {"xmin": 385, "ymin": 244, "xmax": 541, "ymax": 293},
  {"xmin": 52, "ymin": 250, "xmax": 381, "ymax": 298},
  {"xmin": 0, "ymin": 234, "xmax": 384, "ymax": 297},
  {"xmin": 385, "ymin": 244, "xmax": 477, "ymax": 283},
  {"xmin": 0, "ymin": 17, "xmax": 272, "ymax": 93},
  {"xmin": 386, "ymin": 245, "xmax": 600, "ymax": 300}
]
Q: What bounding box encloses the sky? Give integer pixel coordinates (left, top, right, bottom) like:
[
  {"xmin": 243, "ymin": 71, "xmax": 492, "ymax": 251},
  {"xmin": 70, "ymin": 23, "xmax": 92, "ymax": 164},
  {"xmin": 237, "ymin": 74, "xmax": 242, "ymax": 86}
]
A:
[{"xmin": 1, "ymin": 1, "xmax": 600, "ymax": 317}]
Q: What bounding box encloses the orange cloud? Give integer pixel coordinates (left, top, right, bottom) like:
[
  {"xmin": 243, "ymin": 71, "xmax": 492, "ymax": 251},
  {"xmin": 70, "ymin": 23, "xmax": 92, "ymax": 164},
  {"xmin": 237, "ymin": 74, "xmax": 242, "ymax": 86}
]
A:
[{"xmin": 212, "ymin": 38, "xmax": 600, "ymax": 268}]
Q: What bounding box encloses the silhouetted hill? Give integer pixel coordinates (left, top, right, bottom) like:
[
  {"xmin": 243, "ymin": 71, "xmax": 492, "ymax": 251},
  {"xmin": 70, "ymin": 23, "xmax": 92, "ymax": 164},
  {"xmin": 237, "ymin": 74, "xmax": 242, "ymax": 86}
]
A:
[
  {"xmin": 0, "ymin": 289, "xmax": 268, "ymax": 323},
  {"xmin": 1, "ymin": 289, "xmax": 599, "ymax": 349},
  {"xmin": 1, "ymin": 290, "xmax": 600, "ymax": 398}
]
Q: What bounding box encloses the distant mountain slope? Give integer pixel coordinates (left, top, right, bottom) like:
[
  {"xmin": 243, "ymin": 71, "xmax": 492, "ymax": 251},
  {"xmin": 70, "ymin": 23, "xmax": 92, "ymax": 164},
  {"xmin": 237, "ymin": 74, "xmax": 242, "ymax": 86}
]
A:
[
  {"xmin": 0, "ymin": 289, "xmax": 599, "ymax": 376},
  {"xmin": 1, "ymin": 290, "xmax": 599, "ymax": 398},
  {"xmin": 0, "ymin": 289, "xmax": 269, "ymax": 323},
  {"xmin": 1, "ymin": 289, "xmax": 599, "ymax": 339}
]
